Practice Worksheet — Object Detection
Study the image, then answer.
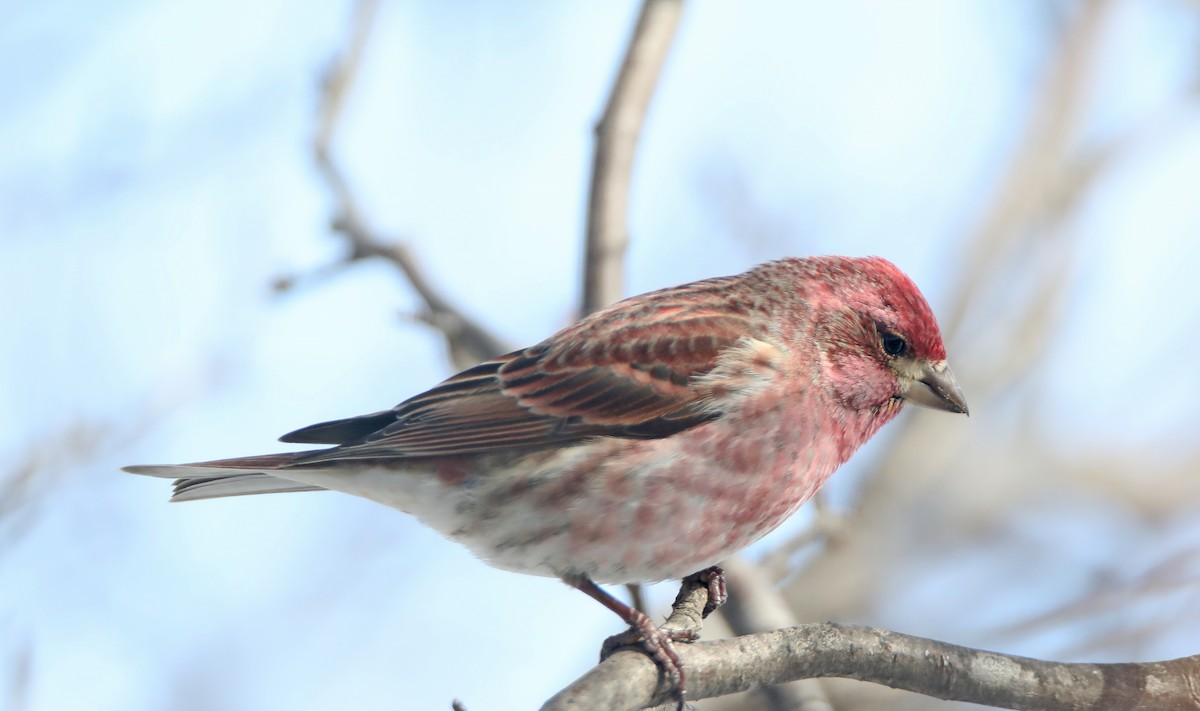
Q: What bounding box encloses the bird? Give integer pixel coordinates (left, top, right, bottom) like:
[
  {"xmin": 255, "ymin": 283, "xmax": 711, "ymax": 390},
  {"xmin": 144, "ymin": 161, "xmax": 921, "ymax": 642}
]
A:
[{"xmin": 125, "ymin": 255, "xmax": 967, "ymax": 699}]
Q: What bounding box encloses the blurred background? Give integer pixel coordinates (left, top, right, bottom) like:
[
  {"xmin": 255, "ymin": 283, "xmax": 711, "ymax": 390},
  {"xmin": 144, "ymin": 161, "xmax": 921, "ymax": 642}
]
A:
[{"xmin": 3, "ymin": 0, "xmax": 1200, "ymax": 709}]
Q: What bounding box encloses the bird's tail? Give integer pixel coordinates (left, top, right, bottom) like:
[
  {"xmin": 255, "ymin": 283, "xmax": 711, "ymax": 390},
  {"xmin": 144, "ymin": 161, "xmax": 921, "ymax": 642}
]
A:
[{"xmin": 123, "ymin": 451, "xmax": 328, "ymax": 502}]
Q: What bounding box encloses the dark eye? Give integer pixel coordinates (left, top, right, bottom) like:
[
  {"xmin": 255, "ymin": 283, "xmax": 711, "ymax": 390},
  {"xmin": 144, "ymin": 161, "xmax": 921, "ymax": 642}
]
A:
[{"xmin": 880, "ymin": 331, "xmax": 908, "ymax": 358}]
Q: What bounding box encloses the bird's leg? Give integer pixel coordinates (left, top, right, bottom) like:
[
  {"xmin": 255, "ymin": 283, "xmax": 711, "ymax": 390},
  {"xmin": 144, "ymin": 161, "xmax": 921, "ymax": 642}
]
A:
[
  {"xmin": 561, "ymin": 567, "xmax": 727, "ymax": 706},
  {"xmin": 561, "ymin": 573, "xmax": 697, "ymax": 702}
]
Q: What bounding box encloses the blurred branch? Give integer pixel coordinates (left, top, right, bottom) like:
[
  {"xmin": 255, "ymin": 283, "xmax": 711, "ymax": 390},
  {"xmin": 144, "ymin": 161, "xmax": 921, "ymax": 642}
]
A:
[
  {"xmin": 1052, "ymin": 452, "xmax": 1200, "ymax": 517},
  {"xmin": 990, "ymin": 546, "xmax": 1200, "ymax": 650},
  {"xmin": 778, "ymin": 0, "xmax": 1119, "ymax": 624},
  {"xmin": 544, "ymin": 622, "xmax": 1200, "ymax": 711},
  {"xmin": 295, "ymin": 0, "xmax": 509, "ymax": 368},
  {"xmin": 313, "ymin": 0, "xmax": 377, "ymax": 154},
  {"xmin": 3, "ymin": 413, "xmax": 161, "ymax": 549},
  {"xmin": 3, "ymin": 635, "xmax": 30, "ymax": 711},
  {"xmin": 0, "ymin": 438, "xmax": 59, "ymax": 546},
  {"xmin": 624, "ymin": 583, "xmax": 649, "ymax": 616},
  {"xmin": 941, "ymin": 0, "xmax": 1113, "ymax": 340},
  {"xmin": 761, "ymin": 490, "xmax": 843, "ymax": 582},
  {"xmin": 581, "ymin": 0, "xmax": 683, "ymax": 315}
]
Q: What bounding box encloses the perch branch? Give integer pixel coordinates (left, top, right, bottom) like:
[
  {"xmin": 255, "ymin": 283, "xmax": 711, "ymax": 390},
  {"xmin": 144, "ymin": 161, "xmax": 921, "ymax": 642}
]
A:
[
  {"xmin": 543, "ymin": 622, "xmax": 1200, "ymax": 711},
  {"xmin": 720, "ymin": 556, "xmax": 834, "ymax": 711}
]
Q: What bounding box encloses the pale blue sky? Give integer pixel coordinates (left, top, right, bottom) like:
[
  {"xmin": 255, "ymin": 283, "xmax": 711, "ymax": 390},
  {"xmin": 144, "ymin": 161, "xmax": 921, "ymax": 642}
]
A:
[{"xmin": 3, "ymin": 1, "xmax": 1199, "ymax": 709}]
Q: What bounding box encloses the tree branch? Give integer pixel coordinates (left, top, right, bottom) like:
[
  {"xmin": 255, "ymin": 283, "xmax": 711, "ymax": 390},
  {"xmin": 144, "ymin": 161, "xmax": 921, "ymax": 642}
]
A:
[
  {"xmin": 300, "ymin": 0, "xmax": 509, "ymax": 368},
  {"xmin": 719, "ymin": 556, "xmax": 834, "ymax": 711},
  {"xmin": 581, "ymin": 0, "xmax": 683, "ymax": 315},
  {"xmin": 543, "ymin": 623, "xmax": 1200, "ymax": 711}
]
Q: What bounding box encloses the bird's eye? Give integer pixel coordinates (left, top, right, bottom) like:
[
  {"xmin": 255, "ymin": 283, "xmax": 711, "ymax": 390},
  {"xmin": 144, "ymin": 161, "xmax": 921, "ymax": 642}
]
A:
[{"xmin": 880, "ymin": 331, "xmax": 908, "ymax": 358}]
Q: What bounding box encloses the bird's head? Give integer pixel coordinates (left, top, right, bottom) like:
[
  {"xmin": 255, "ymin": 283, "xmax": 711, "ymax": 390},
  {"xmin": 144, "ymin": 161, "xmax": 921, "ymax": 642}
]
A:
[{"xmin": 804, "ymin": 256, "xmax": 968, "ymax": 416}]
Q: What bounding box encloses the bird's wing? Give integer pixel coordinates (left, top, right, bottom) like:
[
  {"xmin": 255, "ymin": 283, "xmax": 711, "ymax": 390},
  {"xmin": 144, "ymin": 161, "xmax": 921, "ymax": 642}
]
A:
[{"xmin": 285, "ymin": 285, "xmax": 763, "ymax": 462}]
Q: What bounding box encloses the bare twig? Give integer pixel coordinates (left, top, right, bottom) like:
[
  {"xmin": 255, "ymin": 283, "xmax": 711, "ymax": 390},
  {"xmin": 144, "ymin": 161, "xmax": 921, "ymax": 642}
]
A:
[
  {"xmin": 5, "ymin": 399, "xmax": 185, "ymax": 549},
  {"xmin": 941, "ymin": 0, "xmax": 1114, "ymax": 340},
  {"xmin": 988, "ymin": 547, "xmax": 1200, "ymax": 647},
  {"xmin": 313, "ymin": 0, "xmax": 378, "ymax": 155},
  {"xmin": 543, "ymin": 622, "xmax": 1200, "ymax": 711},
  {"xmin": 581, "ymin": 0, "xmax": 683, "ymax": 315},
  {"xmin": 660, "ymin": 570, "xmax": 719, "ymax": 635},
  {"xmin": 329, "ymin": 224, "xmax": 510, "ymax": 367},
  {"xmin": 625, "ymin": 583, "xmax": 649, "ymax": 616},
  {"xmin": 761, "ymin": 490, "xmax": 843, "ymax": 582},
  {"xmin": 2, "ymin": 634, "xmax": 30, "ymax": 711},
  {"xmin": 306, "ymin": 0, "xmax": 509, "ymax": 368},
  {"xmin": 720, "ymin": 557, "xmax": 834, "ymax": 711}
]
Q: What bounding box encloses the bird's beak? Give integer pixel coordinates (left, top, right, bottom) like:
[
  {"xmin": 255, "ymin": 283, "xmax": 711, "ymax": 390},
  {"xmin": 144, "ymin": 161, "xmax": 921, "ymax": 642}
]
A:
[{"xmin": 903, "ymin": 361, "xmax": 969, "ymax": 415}]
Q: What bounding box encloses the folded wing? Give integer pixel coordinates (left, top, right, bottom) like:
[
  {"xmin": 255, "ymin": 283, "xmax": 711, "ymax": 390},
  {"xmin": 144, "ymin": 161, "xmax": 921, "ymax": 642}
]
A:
[{"xmin": 287, "ymin": 282, "xmax": 763, "ymax": 464}]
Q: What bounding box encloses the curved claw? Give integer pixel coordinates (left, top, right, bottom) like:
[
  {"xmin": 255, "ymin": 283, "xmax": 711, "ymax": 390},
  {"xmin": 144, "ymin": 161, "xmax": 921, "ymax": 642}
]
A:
[
  {"xmin": 686, "ymin": 565, "xmax": 727, "ymax": 617},
  {"xmin": 600, "ymin": 617, "xmax": 697, "ymax": 703},
  {"xmin": 563, "ymin": 572, "xmax": 710, "ymax": 707}
]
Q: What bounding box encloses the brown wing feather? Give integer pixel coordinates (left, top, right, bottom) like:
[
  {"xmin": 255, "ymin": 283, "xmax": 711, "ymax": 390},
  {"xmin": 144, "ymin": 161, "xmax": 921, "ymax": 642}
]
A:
[{"xmin": 293, "ymin": 277, "xmax": 764, "ymax": 464}]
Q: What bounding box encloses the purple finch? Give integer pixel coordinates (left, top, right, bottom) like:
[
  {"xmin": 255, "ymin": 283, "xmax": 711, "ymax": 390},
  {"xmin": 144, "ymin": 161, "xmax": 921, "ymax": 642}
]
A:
[{"xmin": 126, "ymin": 256, "xmax": 966, "ymax": 696}]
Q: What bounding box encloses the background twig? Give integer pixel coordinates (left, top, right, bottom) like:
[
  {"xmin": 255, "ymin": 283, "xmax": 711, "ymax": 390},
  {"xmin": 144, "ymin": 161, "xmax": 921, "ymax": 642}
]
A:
[
  {"xmin": 303, "ymin": 0, "xmax": 509, "ymax": 368},
  {"xmin": 581, "ymin": 0, "xmax": 683, "ymax": 316}
]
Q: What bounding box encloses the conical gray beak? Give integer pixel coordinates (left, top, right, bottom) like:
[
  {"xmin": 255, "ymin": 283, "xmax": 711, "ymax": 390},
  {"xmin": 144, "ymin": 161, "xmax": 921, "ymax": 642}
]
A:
[{"xmin": 905, "ymin": 361, "xmax": 969, "ymax": 415}]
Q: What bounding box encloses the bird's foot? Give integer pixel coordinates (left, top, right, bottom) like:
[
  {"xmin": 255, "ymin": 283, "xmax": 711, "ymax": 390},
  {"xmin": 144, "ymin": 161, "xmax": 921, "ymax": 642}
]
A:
[
  {"xmin": 597, "ymin": 568, "xmax": 726, "ymax": 708},
  {"xmin": 563, "ymin": 571, "xmax": 722, "ymax": 708},
  {"xmin": 600, "ymin": 612, "xmax": 698, "ymax": 708},
  {"xmin": 685, "ymin": 565, "xmax": 727, "ymax": 618}
]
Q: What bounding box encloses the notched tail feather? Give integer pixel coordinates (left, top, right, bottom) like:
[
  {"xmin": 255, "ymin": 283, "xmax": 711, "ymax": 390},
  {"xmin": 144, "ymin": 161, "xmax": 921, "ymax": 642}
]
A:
[
  {"xmin": 122, "ymin": 450, "xmax": 329, "ymax": 502},
  {"xmin": 171, "ymin": 474, "xmax": 325, "ymax": 502}
]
